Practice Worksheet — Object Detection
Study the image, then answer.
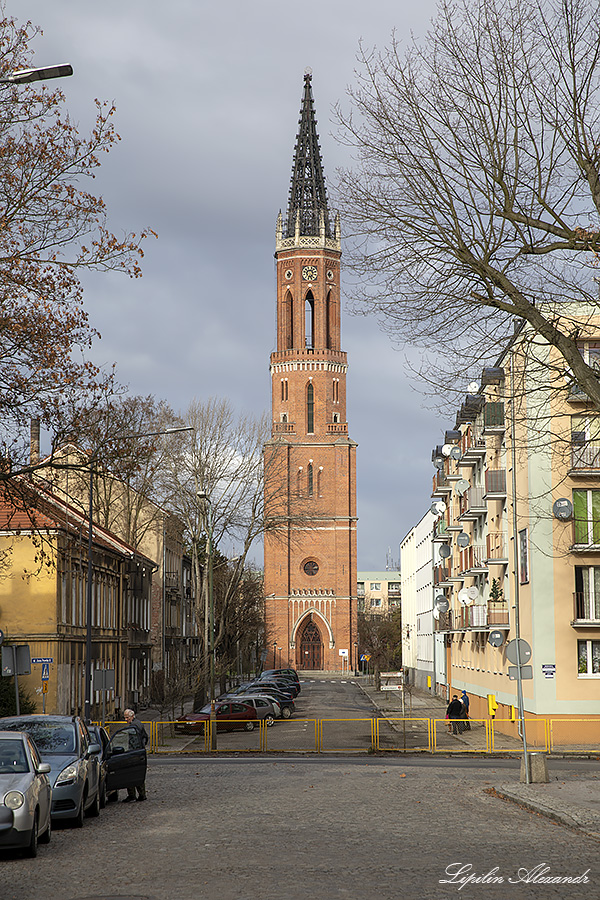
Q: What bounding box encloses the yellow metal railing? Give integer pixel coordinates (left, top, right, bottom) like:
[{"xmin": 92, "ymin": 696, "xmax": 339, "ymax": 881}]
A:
[{"xmin": 93, "ymin": 716, "xmax": 600, "ymax": 755}]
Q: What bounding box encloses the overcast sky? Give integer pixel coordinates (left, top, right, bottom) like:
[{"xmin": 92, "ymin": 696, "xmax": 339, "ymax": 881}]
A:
[{"xmin": 16, "ymin": 0, "xmax": 444, "ymax": 571}]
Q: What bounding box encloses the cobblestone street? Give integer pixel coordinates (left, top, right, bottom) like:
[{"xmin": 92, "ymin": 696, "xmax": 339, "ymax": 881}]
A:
[{"xmin": 3, "ymin": 755, "xmax": 598, "ymax": 900}]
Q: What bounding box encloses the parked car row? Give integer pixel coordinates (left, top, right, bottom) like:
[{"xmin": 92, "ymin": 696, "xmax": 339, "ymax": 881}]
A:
[
  {"xmin": 0, "ymin": 715, "xmax": 147, "ymax": 858},
  {"xmin": 176, "ymin": 668, "xmax": 301, "ymax": 733}
]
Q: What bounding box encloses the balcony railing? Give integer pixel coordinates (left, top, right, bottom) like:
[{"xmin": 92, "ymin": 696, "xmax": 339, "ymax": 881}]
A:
[
  {"xmin": 573, "ymin": 592, "xmax": 600, "ymax": 622},
  {"xmin": 485, "ymin": 469, "xmax": 506, "ymax": 495},
  {"xmin": 432, "ymin": 471, "xmax": 451, "ymax": 494},
  {"xmin": 433, "ymin": 563, "xmax": 451, "ymax": 585},
  {"xmin": 484, "ymin": 402, "xmax": 505, "ymax": 430},
  {"xmin": 273, "ymin": 422, "xmax": 296, "ymax": 434},
  {"xmin": 459, "ymin": 544, "xmax": 487, "ymax": 573},
  {"xmin": 459, "ymin": 486, "xmax": 486, "ymax": 517},
  {"xmin": 486, "ymin": 532, "xmax": 508, "ymax": 560},
  {"xmin": 434, "ymin": 611, "xmax": 453, "ymax": 631},
  {"xmin": 572, "ymin": 518, "xmax": 600, "ymax": 548},
  {"xmin": 460, "ymin": 424, "xmax": 486, "ymax": 459},
  {"xmin": 433, "ymin": 519, "xmax": 450, "ymax": 540},
  {"xmin": 571, "ymin": 442, "xmax": 600, "ymax": 471},
  {"xmin": 327, "ymin": 422, "xmax": 348, "ymax": 434}
]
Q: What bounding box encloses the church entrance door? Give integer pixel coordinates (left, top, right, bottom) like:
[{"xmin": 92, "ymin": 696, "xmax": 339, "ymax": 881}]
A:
[{"xmin": 297, "ymin": 617, "xmax": 323, "ymax": 670}]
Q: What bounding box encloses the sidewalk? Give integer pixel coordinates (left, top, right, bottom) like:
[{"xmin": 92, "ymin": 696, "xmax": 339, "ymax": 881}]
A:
[{"xmin": 357, "ymin": 675, "xmax": 600, "ymax": 839}]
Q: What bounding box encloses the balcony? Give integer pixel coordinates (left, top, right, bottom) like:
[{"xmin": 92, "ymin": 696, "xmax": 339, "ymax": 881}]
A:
[
  {"xmin": 433, "ymin": 563, "xmax": 452, "ymax": 586},
  {"xmin": 434, "ymin": 610, "xmax": 453, "ymax": 632},
  {"xmin": 458, "ymin": 544, "xmax": 488, "ymax": 574},
  {"xmin": 327, "ymin": 422, "xmax": 348, "ymax": 434},
  {"xmin": 485, "ymin": 469, "xmax": 506, "ymax": 497},
  {"xmin": 460, "ymin": 424, "xmax": 486, "ymax": 465},
  {"xmin": 486, "ymin": 532, "xmax": 508, "ymax": 563},
  {"xmin": 273, "ymin": 421, "xmax": 296, "ymax": 434},
  {"xmin": 432, "ymin": 471, "xmax": 451, "ymax": 495},
  {"xmin": 483, "ymin": 402, "xmax": 505, "ymax": 433},
  {"xmin": 572, "ymin": 592, "xmax": 600, "ymax": 626},
  {"xmin": 164, "ymin": 572, "xmax": 180, "ymax": 593},
  {"xmin": 458, "ymin": 603, "xmax": 510, "ymax": 629},
  {"xmin": 570, "ymin": 441, "xmax": 600, "ymax": 475},
  {"xmin": 458, "ymin": 486, "xmax": 486, "ymax": 520},
  {"xmin": 433, "ymin": 519, "xmax": 450, "ymax": 541}
]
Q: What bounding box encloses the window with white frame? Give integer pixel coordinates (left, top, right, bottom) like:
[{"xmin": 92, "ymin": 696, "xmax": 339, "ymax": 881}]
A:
[
  {"xmin": 574, "ymin": 567, "xmax": 600, "ymax": 620},
  {"xmin": 370, "ymin": 583, "xmax": 381, "ymax": 591},
  {"xmin": 578, "ymin": 639, "xmax": 600, "ymax": 676}
]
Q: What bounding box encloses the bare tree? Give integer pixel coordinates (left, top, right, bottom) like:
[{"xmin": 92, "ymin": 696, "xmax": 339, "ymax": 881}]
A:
[{"xmin": 336, "ymin": 0, "xmax": 600, "ymax": 407}]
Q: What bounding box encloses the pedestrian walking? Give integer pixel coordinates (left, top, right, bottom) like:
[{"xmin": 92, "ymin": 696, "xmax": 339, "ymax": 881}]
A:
[
  {"xmin": 446, "ymin": 695, "xmax": 463, "ymax": 735},
  {"xmin": 122, "ymin": 708, "xmax": 149, "ymax": 803},
  {"xmin": 460, "ymin": 689, "xmax": 471, "ymax": 731}
]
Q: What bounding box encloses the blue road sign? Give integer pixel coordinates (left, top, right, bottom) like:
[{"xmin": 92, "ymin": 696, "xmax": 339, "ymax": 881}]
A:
[
  {"xmin": 41, "ymin": 663, "xmax": 50, "ymax": 681},
  {"xmin": 31, "ymin": 657, "xmax": 53, "ymax": 664}
]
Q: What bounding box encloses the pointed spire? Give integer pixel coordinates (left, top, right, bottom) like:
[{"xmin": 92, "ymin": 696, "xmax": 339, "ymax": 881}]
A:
[{"xmin": 285, "ymin": 72, "xmax": 332, "ymax": 239}]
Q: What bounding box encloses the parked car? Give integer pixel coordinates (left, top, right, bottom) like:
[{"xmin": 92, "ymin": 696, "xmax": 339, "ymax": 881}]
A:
[
  {"xmin": 261, "ymin": 668, "xmax": 300, "ymax": 684},
  {"xmin": 175, "ymin": 701, "xmax": 258, "ymax": 734},
  {"xmin": 86, "ymin": 724, "xmax": 110, "ymax": 808},
  {"xmin": 256, "ymin": 676, "xmax": 300, "ymax": 696},
  {"xmin": 219, "ymin": 695, "xmax": 280, "ymax": 725},
  {"xmin": 0, "ymin": 716, "xmax": 101, "ymax": 827},
  {"xmin": 0, "ymin": 731, "xmax": 52, "ymax": 857},
  {"xmin": 102, "ymin": 725, "xmax": 147, "ymax": 799},
  {"xmin": 235, "ymin": 687, "xmax": 295, "ymax": 719}
]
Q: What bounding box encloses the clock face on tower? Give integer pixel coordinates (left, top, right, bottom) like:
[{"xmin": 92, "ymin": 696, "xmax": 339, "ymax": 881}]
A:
[
  {"xmin": 302, "ymin": 265, "xmax": 318, "ymax": 281},
  {"xmin": 303, "ymin": 560, "xmax": 319, "ymax": 576}
]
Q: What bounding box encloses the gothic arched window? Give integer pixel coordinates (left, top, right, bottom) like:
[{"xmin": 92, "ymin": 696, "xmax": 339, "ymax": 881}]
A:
[{"xmin": 307, "ymin": 382, "xmax": 314, "ymax": 434}]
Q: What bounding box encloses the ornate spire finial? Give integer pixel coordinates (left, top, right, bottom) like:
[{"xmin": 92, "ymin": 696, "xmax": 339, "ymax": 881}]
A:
[{"xmin": 285, "ymin": 73, "xmax": 331, "ymax": 240}]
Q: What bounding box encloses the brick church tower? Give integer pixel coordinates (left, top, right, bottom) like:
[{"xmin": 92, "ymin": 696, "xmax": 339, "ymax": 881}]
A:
[{"xmin": 263, "ymin": 73, "xmax": 358, "ymax": 673}]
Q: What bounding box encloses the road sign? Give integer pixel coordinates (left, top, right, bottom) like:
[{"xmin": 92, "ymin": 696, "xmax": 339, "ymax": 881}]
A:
[
  {"xmin": 508, "ymin": 665, "xmax": 533, "ymax": 680},
  {"xmin": 339, "ymin": 649, "xmax": 348, "ymax": 657},
  {"xmin": 2, "ymin": 645, "xmax": 31, "ymax": 676},
  {"xmin": 31, "ymin": 657, "xmax": 53, "ymax": 665},
  {"xmin": 41, "ymin": 663, "xmax": 50, "ymax": 681},
  {"xmin": 541, "ymin": 664, "xmax": 556, "ymax": 679},
  {"xmin": 360, "ymin": 654, "xmax": 371, "ymax": 661},
  {"xmin": 42, "ymin": 681, "xmax": 48, "ymax": 694},
  {"xmin": 506, "ymin": 638, "xmax": 532, "ymax": 665}
]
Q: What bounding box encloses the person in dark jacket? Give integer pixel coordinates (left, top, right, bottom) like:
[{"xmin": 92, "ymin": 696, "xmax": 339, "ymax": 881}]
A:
[
  {"xmin": 446, "ymin": 695, "xmax": 463, "ymax": 734},
  {"xmin": 122, "ymin": 708, "xmax": 148, "ymax": 802},
  {"xmin": 460, "ymin": 689, "xmax": 471, "ymax": 731}
]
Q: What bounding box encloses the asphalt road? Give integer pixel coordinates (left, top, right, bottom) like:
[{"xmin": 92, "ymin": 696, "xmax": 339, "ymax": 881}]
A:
[{"xmin": 1, "ymin": 678, "xmax": 598, "ymax": 900}]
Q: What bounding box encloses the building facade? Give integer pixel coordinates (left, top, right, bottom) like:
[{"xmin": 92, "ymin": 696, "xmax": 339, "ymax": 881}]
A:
[
  {"xmin": 263, "ymin": 74, "xmax": 358, "ymax": 672},
  {"xmin": 357, "ymin": 572, "xmax": 401, "ymax": 616},
  {"xmin": 428, "ymin": 320, "xmax": 600, "ymax": 736},
  {"xmin": 0, "ymin": 483, "xmax": 154, "ymax": 717},
  {"xmin": 400, "ymin": 512, "xmax": 436, "ymax": 689}
]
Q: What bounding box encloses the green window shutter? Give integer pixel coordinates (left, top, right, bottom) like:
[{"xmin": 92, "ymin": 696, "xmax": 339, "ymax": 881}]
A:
[{"xmin": 573, "ymin": 490, "xmax": 588, "ymax": 543}]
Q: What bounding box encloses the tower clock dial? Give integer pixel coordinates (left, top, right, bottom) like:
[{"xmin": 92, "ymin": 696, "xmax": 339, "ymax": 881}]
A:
[
  {"xmin": 284, "ymin": 269, "xmax": 293, "ymax": 280},
  {"xmin": 303, "ymin": 560, "xmax": 319, "ymax": 576},
  {"xmin": 302, "ymin": 265, "xmax": 318, "ymax": 281}
]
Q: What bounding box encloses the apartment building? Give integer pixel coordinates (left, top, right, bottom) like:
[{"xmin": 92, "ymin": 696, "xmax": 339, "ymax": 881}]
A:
[
  {"xmin": 400, "ymin": 512, "xmax": 436, "ymax": 690},
  {"xmin": 357, "ymin": 572, "xmax": 401, "ymax": 616},
  {"xmin": 0, "ymin": 482, "xmax": 154, "ymax": 717},
  {"xmin": 429, "ymin": 321, "xmax": 600, "ymax": 738}
]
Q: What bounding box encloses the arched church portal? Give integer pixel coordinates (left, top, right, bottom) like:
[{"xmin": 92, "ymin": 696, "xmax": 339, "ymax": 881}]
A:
[{"xmin": 297, "ymin": 615, "xmax": 324, "ymax": 670}]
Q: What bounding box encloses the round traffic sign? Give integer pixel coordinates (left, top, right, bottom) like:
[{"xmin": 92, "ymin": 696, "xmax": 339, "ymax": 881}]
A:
[
  {"xmin": 0, "ymin": 629, "xmax": 3, "ymax": 645},
  {"xmin": 506, "ymin": 638, "xmax": 532, "ymax": 665}
]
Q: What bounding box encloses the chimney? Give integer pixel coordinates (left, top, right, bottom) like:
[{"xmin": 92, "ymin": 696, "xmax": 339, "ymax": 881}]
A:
[{"xmin": 30, "ymin": 418, "xmax": 40, "ymax": 465}]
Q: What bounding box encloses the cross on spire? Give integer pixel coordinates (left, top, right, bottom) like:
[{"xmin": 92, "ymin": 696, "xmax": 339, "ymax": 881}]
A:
[{"xmin": 285, "ymin": 72, "xmax": 332, "ymax": 239}]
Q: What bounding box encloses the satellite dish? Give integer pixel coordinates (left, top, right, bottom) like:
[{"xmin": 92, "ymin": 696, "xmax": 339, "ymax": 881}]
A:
[
  {"xmin": 458, "ymin": 588, "xmax": 470, "ymax": 606},
  {"xmin": 456, "ymin": 532, "xmax": 470, "ymax": 548},
  {"xmin": 435, "ymin": 596, "xmax": 449, "ymax": 613},
  {"xmin": 434, "ymin": 457, "xmax": 444, "ymax": 470},
  {"xmin": 441, "ymin": 444, "xmax": 453, "ymax": 457},
  {"xmin": 435, "ymin": 594, "xmax": 446, "ymax": 605},
  {"xmin": 439, "ymin": 544, "xmax": 451, "ymax": 559},
  {"xmin": 553, "ymin": 498, "xmax": 573, "ymax": 521},
  {"xmin": 488, "ymin": 630, "xmax": 505, "ymax": 648},
  {"xmin": 450, "ymin": 447, "xmax": 461, "ymax": 460},
  {"xmin": 455, "ymin": 479, "xmax": 470, "ymax": 496},
  {"xmin": 467, "ymin": 586, "xmax": 479, "ymax": 601},
  {"xmin": 430, "ymin": 500, "xmax": 446, "ymax": 516},
  {"xmin": 468, "ymin": 381, "xmax": 479, "ymax": 393}
]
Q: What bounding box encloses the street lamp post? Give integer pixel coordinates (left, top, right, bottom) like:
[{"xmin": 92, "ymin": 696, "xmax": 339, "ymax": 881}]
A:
[
  {"xmin": 0, "ymin": 64, "xmax": 73, "ymax": 85},
  {"xmin": 83, "ymin": 426, "xmax": 192, "ymax": 723},
  {"xmin": 197, "ymin": 491, "xmax": 217, "ymax": 750}
]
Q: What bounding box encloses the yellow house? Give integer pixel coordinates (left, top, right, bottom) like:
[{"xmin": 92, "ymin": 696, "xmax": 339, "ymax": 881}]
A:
[{"xmin": 0, "ymin": 481, "xmax": 155, "ymax": 718}]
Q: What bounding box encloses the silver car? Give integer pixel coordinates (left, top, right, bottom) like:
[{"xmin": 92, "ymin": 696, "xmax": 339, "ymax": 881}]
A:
[
  {"xmin": 0, "ymin": 716, "xmax": 101, "ymax": 826},
  {"xmin": 0, "ymin": 731, "xmax": 52, "ymax": 857},
  {"xmin": 221, "ymin": 695, "xmax": 280, "ymax": 725}
]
